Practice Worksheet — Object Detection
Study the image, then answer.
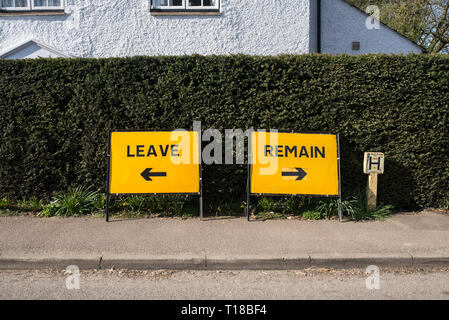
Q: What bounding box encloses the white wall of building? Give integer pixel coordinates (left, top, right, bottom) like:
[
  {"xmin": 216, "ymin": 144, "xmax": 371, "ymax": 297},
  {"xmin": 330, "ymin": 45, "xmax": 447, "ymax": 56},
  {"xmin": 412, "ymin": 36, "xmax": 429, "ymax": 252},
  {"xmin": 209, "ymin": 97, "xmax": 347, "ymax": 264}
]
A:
[
  {"xmin": 0, "ymin": 0, "xmax": 312, "ymax": 58},
  {"xmin": 321, "ymin": 0, "xmax": 423, "ymax": 55}
]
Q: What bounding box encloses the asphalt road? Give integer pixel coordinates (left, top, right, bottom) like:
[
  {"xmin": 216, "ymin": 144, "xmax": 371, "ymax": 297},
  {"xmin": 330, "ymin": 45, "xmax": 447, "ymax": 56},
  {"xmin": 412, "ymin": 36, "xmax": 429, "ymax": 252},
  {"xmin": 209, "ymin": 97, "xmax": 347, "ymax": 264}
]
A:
[{"xmin": 1, "ymin": 268, "xmax": 449, "ymax": 300}]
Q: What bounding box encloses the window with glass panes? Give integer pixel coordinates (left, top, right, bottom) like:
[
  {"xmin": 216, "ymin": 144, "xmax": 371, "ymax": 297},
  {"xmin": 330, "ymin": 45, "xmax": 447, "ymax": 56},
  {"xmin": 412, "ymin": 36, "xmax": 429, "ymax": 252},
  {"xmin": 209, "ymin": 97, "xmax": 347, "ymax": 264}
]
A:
[
  {"xmin": 1, "ymin": 0, "xmax": 64, "ymax": 10},
  {"xmin": 152, "ymin": 0, "xmax": 219, "ymax": 10}
]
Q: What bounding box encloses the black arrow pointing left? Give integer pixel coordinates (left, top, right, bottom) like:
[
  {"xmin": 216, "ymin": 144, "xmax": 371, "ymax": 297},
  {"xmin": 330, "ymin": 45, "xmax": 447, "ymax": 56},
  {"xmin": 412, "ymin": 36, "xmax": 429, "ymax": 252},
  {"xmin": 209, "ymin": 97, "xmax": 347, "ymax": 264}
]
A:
[{"xmin": 141, "ymin": 168, "xmax": 167, "ymax": 181}]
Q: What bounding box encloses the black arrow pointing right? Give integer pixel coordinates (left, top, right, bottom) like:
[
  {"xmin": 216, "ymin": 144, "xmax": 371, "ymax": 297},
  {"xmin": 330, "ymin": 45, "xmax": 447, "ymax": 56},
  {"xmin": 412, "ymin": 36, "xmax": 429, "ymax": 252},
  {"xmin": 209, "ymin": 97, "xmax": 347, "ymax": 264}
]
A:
[{"xmin": 282, "ymin": 168, "xmax": 307, "ymax": 181}]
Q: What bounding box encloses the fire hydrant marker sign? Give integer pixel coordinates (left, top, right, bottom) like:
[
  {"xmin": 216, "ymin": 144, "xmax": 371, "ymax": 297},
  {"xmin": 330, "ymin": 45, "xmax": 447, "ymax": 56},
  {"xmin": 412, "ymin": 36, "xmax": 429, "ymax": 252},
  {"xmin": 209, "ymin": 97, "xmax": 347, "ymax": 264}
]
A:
[
  {"xmin": 108, "ymin": 131, "xmax": 200, "ymax": 195},
  {"xmin": 249, "ymin": 132, "xmax": 340, "ymax": 196}
]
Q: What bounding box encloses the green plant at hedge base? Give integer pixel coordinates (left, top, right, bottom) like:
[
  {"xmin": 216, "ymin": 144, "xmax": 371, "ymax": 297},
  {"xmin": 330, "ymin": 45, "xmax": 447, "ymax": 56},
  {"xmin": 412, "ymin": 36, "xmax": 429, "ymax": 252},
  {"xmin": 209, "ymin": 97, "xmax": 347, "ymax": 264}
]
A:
[
  {"xmin": 302, "ymin": 211, "xmax": 324, "ymax": 220},
  {"xmin": 17, "ymin": 197, "xmax": 44, "ymax": 212},
  {"xmin": 109, "ymin": 195, "xmax": 192, "ymax": 216},
  {"xmin": 256, "ymin": 211, "xmax": 286, "ymax": 221},
  {"xmin": 42, "ymin": 186, "xmax": 100, "ymax": 217},
  {"xmin": 0, "ymin": 196, "xmax": 13, "ymax": 210},
  {"xmin": 256, "ymin": 197, "xmax": 274, "ymax": 213},
  {"xmin": 256, "ymin": 196, "xmax": 309, "ymax": 216},
  {"xmin": 313, "ymin": 199, "xmax": 342, "ymax": 219},
  {"xmin": 1, "ymin": 196, "xmax": 44, "ymax": 213},
  {"xmin": 253, "ymin": 191, "xmax": 392, "ymax": 221},
  {"xmin": 345, "ymin": 191, "xmax": 393, "ymax": 221},
  {"xmin": 207, "ymin": 197, "xmax": 244, "ymax": 217},
  {"xmin": 124, "ymin": 196, "xmax": 151, "ymax": 213},
  {"xmin": 314, "ymin": 190, "xmax": 393, "ymax": 221}
]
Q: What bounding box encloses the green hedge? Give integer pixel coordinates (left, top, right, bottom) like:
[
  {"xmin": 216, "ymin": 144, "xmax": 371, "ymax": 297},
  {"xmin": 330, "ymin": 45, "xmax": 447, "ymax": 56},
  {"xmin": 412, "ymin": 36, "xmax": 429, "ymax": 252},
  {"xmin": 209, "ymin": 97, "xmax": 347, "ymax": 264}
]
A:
[{"xmin": 0, "ymin": 54, "xmax": 448, "ymax": 209}]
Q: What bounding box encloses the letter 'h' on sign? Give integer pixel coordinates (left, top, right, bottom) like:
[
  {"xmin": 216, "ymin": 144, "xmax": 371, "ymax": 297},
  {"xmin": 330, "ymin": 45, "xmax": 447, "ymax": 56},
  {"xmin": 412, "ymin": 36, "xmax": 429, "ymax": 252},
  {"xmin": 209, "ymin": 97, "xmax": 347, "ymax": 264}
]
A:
[{"xmin": 106, "ymin": 130, "xmax": 202, "ymax": 222}]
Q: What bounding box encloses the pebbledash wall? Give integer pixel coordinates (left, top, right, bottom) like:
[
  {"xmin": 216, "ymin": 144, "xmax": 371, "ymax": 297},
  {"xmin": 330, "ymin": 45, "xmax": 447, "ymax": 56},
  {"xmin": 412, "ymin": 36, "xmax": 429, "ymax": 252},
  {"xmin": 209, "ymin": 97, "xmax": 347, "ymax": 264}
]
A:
[
  {"xmin": 0, "ymin": 0, "xmax": 312, "ymax": 57},
  {"xmin": 0, "ymin": 0, "xmax": 422, "ymax": 58}
]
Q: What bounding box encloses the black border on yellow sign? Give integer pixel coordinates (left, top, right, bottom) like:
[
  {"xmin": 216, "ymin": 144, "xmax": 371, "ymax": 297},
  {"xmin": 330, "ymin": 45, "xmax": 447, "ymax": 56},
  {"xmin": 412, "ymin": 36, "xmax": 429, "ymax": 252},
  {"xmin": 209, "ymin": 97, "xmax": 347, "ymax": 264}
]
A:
[
  {"xmin": 246, "ymin": 130, "xmax": 342, "ymax": 222},
  {"xmin": 105, "ymin": 129, "xmax": 203, "ymax": 222}
]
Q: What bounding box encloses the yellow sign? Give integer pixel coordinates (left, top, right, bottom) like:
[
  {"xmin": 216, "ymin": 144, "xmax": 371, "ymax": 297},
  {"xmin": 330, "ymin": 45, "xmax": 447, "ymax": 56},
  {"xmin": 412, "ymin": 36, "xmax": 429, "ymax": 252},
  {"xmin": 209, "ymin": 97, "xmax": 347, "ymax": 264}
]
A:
[
  {"xmin": 250, "ymin": 132, "xmax": 340, "ymax": 196},
  {"xmin": 108, "ymin": 131, "xmax": 200, "ymax": 195}
]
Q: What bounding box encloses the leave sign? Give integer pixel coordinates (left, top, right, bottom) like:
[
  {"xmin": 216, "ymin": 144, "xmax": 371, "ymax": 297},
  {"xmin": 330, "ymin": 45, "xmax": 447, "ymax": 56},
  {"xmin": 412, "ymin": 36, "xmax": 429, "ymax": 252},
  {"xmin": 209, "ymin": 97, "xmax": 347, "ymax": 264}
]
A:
[
  {"xmin": 249, "ymin": 132, "xmax": 340, "ymax": 196},
  {"xmin": 108, "ymin": 131, "xmax": 200, "ymax": 195}
]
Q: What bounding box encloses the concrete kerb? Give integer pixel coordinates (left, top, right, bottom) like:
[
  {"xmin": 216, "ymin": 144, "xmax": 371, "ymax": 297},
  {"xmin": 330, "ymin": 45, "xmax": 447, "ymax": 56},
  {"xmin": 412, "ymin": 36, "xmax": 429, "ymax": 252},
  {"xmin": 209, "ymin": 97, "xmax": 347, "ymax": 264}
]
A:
[
  {"xmin": 0, "ymin": 258, "xmax": 101, "ymax": 270},
  {"xmin": 101, "ymin": 257, "xmax": 207, "ymax": 271},
  {"xmin": 1, "ymin": 254, "xmax": 448, "ymax": 270},
  {"xmin": 309, "ymin": 253, "xmax": 414, "ymax": 269},
  {"xmin": 411, "ymin": 255, "xmax": 449, "ymax": 268},
  {"xmin": 205, "ymin": 254, "xmax": 311, "ymax": 270}
]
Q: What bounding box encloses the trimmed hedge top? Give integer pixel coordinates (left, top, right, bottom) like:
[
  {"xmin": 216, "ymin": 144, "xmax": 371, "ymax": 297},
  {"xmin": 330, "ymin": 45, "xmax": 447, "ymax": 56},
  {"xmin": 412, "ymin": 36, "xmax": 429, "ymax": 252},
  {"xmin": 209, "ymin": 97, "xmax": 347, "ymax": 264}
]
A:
[{"xmin": 0, "ymin": 54, "xmax": 448, "ymax": 209}]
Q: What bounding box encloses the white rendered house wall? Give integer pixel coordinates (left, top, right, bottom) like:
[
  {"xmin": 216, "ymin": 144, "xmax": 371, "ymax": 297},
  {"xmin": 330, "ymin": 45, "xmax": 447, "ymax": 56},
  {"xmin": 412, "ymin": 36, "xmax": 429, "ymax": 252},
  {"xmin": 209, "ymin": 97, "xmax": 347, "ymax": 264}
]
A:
[{"xmin": 0, "ymin": 0, "xmax": 312, "ymax": 58}]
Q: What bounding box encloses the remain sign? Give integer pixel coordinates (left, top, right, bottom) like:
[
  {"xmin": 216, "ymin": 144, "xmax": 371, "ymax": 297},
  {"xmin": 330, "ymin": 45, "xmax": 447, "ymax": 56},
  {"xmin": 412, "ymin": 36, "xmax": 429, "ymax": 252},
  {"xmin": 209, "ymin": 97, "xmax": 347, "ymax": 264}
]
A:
[
  {"xmin": 249, "ymin": 132, "xmax": 340, "ymax": 196},
  {"xmin": 247, "ymin": 131, "xmax": 342, "ymax": 221}
]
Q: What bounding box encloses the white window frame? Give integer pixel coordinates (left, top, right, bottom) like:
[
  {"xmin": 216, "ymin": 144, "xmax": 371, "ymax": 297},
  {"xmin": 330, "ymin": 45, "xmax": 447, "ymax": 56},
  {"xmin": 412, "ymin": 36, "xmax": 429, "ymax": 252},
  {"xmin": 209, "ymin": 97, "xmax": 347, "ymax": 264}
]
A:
[
  {"xmin": 31, "ymin": 0, "xmax": 64, "ymax": 11},
  {"xmin": 1, "ymin": 0, "xmax": 31, "ymax": 11},
  {"xmin": 152, "ymin": 0, "xmax": 185, "ymax": 10},
  {"xmin": 152, "ymin": 0, "xmax": 219, "ymax": 11},
  {"xmin": 1, "ymin": 0, "xmax": 64, "ymax": 11},
  {"xmin": 186, "ymin": 0, "xmax": 219, "ymax": 10}
]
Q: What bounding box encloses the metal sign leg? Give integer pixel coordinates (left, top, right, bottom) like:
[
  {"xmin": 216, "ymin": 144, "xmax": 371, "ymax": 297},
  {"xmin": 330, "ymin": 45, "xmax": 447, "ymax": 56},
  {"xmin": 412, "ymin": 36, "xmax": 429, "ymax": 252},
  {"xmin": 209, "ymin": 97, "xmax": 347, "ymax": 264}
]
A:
[
  {"xmin": 337, "ymin": 196, "xmax": 342, "ymax": 222},
  {"xmin": 246, "ymin": 193, "xmax": 250, "ymax": 221},
  {"xmin": 106, "ymin": 194, "xmax": 110, "ymax": 222},
  {"xmin": 200, "ymin": 193, "xmax": 203, "ymax": 220}
]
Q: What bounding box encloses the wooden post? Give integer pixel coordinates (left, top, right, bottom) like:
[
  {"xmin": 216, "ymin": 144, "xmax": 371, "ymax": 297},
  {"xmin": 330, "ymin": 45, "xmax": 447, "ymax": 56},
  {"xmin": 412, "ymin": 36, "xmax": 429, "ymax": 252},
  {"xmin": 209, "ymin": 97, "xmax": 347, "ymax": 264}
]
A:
[{"xmin": 366, "ymin": 172, "xmax": 378, "ymax": 212}]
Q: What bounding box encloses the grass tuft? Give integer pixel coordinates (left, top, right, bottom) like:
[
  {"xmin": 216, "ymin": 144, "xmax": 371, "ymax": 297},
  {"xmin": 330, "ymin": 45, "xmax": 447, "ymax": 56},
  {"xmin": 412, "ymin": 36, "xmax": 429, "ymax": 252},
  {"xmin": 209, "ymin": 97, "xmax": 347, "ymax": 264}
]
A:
[{"xmin": 42, "ymin": 186, "xmax": 100, "ymax": 217}]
